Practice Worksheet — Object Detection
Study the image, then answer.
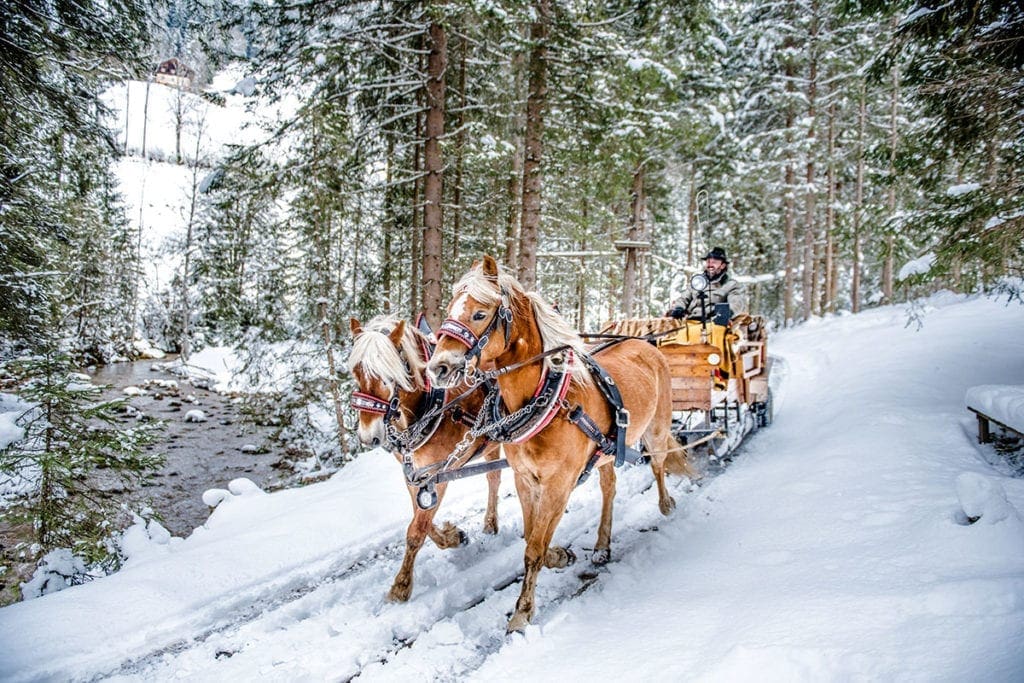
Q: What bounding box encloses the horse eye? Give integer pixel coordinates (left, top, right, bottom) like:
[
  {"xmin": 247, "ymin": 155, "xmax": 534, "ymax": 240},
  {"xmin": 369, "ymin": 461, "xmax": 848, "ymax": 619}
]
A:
[{"xmin": 472, "ymin": 311, "xmax": 488, "ymax": 321}]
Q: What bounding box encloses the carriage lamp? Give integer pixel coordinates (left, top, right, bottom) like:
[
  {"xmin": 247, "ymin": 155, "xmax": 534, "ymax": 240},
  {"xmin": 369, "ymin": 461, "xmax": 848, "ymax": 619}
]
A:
[
  {"xmin": 690, "ymin": 273, "xmax": 710, "ymax": 292},
  {"xmin": 707, "ymin": 352, "xmax": 721, "ymax": 365}
]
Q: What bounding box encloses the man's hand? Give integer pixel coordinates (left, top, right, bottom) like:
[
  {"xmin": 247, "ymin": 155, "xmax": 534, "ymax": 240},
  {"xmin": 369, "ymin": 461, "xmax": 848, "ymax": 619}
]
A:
[{"xmin": 669, "ymin": 306, "xmax": 686, "ymax": 320}]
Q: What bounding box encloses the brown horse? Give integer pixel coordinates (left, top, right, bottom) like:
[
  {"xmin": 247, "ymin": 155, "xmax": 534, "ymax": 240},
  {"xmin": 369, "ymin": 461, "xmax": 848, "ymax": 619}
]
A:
[
  {"xmin": 347, "ymin": 315, "xmax": 502, "ymax": 603},
  {"xmin": 426, "ymin": 256, "xmax": 689, "ymax": 632}
]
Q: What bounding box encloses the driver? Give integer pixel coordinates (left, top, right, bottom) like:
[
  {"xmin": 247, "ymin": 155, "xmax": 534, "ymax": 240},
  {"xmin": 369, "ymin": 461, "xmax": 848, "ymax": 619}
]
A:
[{"xmin": 667, "ymin": 247, "xmax": 747, "ymax": 322}]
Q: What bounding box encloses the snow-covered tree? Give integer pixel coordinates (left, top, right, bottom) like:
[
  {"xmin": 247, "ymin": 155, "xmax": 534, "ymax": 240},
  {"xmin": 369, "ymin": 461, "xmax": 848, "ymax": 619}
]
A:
[{"xmin": 0, "ymin": 351, "xmax": 163, "ymax": 581}]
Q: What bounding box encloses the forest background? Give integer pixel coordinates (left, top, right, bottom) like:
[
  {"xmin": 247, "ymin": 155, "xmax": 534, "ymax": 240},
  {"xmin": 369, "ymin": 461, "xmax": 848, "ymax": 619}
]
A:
[{"xmin": 1, "ymin": 0, "xmax": 1022, "ymax": 591}]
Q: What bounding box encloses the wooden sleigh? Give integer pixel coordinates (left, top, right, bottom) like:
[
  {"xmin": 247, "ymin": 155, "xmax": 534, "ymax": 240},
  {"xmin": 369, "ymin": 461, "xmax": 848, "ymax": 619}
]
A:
[{"xmin": 600, "ymin": 314, "xmax": 773, "ymax": 453}]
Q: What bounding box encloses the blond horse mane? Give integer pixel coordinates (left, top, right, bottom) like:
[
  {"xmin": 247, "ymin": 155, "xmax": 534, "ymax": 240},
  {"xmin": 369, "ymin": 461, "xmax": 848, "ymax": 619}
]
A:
[
  {"xmin": 452, "ymin": 262, "xmax": 591, "ymax": 382},
  {"xmin": 346, "ymin": 315, "xmax": 427, "ymax": 392}
]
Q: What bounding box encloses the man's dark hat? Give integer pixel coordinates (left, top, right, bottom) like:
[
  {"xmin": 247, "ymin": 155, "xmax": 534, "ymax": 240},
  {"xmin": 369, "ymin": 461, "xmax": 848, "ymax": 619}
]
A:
[{"xmin": 703, "ymin": 246, "xmax": 729, "ymax": 263}]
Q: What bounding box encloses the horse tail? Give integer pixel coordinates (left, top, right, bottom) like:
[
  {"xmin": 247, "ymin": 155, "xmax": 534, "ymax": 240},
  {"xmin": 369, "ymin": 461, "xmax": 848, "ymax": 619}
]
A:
[{"xmin": 663, "ymin": 446, "xmax": 695, "ymax": 479}]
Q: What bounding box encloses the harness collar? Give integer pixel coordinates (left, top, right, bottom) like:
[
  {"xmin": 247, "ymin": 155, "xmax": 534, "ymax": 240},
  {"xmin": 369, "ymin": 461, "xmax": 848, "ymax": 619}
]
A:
[{"xmin": 486, "ymin": 349, "xmax": 575, "ymax": 444}]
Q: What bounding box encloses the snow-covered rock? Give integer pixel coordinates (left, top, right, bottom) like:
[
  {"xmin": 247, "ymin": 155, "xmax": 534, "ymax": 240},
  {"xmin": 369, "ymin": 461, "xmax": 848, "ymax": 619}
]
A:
[
  {"xmin": 955, "ymin": 472, "xmax": 1019, "ymax": 525},
  {"xmin": 184, "ymin": 409, "xmax": 207, "ymax": 423}
]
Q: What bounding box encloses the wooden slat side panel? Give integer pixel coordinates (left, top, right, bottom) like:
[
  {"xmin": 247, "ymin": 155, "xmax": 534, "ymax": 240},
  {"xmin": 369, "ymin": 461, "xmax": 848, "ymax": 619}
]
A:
[{"xmin": 673, "ymin": 396, "xmax": 712, "ymax": 411}]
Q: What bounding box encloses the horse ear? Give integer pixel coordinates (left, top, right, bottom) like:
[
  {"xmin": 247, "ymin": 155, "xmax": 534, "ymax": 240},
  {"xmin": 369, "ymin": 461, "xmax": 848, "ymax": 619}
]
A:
[
  {"xmin": 482, "ymin": 254, "xmax": 499, "ymax": 281},
  {"xmin": 389, "ymin": 319, "xmax": 406, "ymax": 345},
  {"xmin": 350, "ymin": 318, "xmax": 363, "ymax": 336}
]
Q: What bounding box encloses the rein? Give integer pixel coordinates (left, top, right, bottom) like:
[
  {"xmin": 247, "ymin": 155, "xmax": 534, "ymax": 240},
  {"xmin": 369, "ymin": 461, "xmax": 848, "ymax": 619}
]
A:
[{"xmin": 578, "ymin": 325, "xmax": 686, "ymax": 344}]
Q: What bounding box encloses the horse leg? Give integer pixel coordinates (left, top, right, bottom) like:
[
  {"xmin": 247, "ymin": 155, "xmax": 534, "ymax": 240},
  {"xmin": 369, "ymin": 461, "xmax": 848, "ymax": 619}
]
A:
[
  {"xmin": 388, "ymin": 484, "xmax": 462, "ymax": 603},
  {"xmin": 482, "ymin": 448, "xmax": 501, "ymax": 535},
  {"xmin": 508, "ymin": 478, "xmax": 574, "ymax": 633},
  {"xmin": 651, "ymin": 453, "xmax": 676, "ymax": 516},
  {"xmin": 592, "ymin": 461, "xmax": 616, "ymax": 565},
  {"xmin": 517, "ymin": 471, "xmax": 573, "ymax": 568},
  {"xmin": 388, "ymin": 500, "xmax": 435, "ymax": 603},
  {"xmin": 645, "ymin": 432, "xmax": 677, "ymax": 516}
]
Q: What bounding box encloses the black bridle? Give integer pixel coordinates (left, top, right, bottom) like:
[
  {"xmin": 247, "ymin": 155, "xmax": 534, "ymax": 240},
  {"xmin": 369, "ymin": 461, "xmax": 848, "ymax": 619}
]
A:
[
  {"xmin": 350, "ymin": 332, "xmax": 448, "ymax": 453},
  {"xmin": 436, "ymin": 286, "xmax": 514, "ymax": 365}
]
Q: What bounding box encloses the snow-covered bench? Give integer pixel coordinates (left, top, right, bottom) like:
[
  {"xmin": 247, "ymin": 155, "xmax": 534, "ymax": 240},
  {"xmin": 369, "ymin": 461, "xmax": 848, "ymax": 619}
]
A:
[{"xmin": 965, "ymin": 385, "xmax": 1024, "ymax": 444}]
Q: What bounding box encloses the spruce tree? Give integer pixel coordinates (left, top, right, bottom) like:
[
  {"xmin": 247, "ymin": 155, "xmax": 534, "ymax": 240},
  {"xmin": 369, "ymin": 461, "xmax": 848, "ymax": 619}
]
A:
[{"xmin": 0, "ymin": 350, "xmax": 163, "ymax": 582}]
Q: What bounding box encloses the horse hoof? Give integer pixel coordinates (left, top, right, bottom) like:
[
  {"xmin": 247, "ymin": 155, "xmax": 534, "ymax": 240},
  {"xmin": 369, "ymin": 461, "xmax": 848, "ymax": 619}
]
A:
[
  {"xmin": 506, "ymin": 612, "xmax": 530, "ymax": 634},
  {"xmin": 659, "ymin": 496, "xmax": 677, "ymax": 516},
  {"xmin": 457, "ymin": 529, "xmax": 469, "ymax": 546},
  {"xmin": 592, "ymin": 548, "xmax": 611, "ymax": 565},
  {"xmin": 561, "ymin": 546, "xmax": 577, "ymax": 567},
  {"xmin": 386, "ymin": 585, "xmax": 411, "ymax": 603},
  {"xmin": 483, "ymin": 519, "xmax": 498, "ymax": 535}
]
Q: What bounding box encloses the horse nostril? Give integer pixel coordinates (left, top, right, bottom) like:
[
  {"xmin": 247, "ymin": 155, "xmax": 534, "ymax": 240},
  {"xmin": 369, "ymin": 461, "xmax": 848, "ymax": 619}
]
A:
[{"xmin": 371, "ymin": 437, "xmax": 380, "ymax": 447}]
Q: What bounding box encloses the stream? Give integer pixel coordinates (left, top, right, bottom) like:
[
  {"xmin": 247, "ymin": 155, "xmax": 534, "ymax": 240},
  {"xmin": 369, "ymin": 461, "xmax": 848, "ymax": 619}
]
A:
[{"xmin": 90, "ymin": 358, "xmax": 294, "ymax": 537}]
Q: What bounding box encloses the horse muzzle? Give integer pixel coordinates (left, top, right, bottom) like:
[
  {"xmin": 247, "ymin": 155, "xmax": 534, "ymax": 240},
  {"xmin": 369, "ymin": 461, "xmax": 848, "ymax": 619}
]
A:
[
  {"xmin": 426, "ymin": 351, "xmax": 466, "ymax": 389},
  {"xmin": 357, "ymin": 419, "xmax": 386, "ymax": 448}
]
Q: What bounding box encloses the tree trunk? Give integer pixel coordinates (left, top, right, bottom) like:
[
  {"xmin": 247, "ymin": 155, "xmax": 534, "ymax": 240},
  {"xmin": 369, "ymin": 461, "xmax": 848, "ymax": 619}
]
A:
[
  {"xmin": 421, "ymin": 16, "xmax": 447, "ymax": 328},
  {"xmin": 410, "ymin": 43, "xmax": 425, "ymax": 318},
  {"xmin": 621, "ymin": 163, "xmax": 645, "ymax": 317},
  {"xmin": 452, "ymin": 31, "xmax": 467, "ymax": 266},
  {"xmin": 852, "ymin": 81, "xmax": 866, "ymax": 313},
  {"xmin": 180, "ymin": 115, "xmax": 207, "ymax": 362},
  {"xmin": 801, "ymin": 0, "xmax": 818, "ymax": 321},
  {"xmin": 319, "ymin": 300, "xmax": 350, "ymax": 456},
  {"xmin": 883, "ymin": 61, "xmax": 899, "ymax": 304},
  {"xmin": 686, "ymin": 168, "xmax": 697, "ymax": 266},
  {"xmin": 518, "ymin": 0, "xmax": 550, "ymax": 291},
  {"xmin": 783, "ymin": 69, "xmax": 797, "ymax": 325},
  {"xmin": 824, "ymin": 96, "xmax": 837, "ymax": 314},
  {"xmin": 383, "ymin": 138, "xmax": 395, "ymax": 312}
]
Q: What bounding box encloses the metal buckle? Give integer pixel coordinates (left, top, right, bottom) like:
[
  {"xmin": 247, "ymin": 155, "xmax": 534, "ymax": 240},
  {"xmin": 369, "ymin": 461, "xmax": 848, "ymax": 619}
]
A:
[
  {"xmin": 616, "ymin": 408, "xmax": 630, "ymax": 429},
  {"xmin": 416, "ymin": 482, "xmax": 438, "ymax": 510}
]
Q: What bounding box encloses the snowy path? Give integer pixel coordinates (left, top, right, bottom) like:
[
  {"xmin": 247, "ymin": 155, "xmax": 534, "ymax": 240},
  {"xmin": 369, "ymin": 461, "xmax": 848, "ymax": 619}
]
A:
[
  {"xmin": 102, "ymin": 467, "xmax": 699, "ymax": 681},
  {"xmin": 1, "ymin": 292, "xmax": 1023, "ymax": 682}
]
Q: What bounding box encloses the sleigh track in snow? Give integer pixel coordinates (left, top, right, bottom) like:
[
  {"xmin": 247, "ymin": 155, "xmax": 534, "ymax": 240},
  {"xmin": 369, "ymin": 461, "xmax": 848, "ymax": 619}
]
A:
[{"xmin": 93, "ymin": 432, "xmax": 756, "ymax": 682}]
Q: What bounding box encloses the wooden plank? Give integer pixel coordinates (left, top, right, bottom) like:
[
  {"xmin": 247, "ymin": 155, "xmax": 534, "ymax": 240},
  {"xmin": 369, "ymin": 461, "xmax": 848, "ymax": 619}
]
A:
[
  {"xmin": 673, "ymin": 401, "xmax": 711, "ymax": 411},
  {"xmin": 673, "ymin": 396, "xmax": 711, "ymax": 411},
  {"xmin": 666, "ymin": 363, "xmax": 714, "ymax": 379},
  {"xmin": 968, "ymin": 406, "xmax": 1022, "ymax": 443},
  {"xmin": 672, "ymin": 380, "xmax": 711, "ymax": 395},
  {"xmin": 741, "ymin": 350, "xmax": 763, "ymax": 378},
  {"xmin": 977, "ymin": 412, "xmax": 991, "ymax": 444}
]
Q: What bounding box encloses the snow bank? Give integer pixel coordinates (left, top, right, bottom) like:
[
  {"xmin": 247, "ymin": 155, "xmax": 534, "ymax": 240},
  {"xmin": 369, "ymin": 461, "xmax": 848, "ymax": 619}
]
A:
[
  {"xmin": 0, "ymin": 393, "xmax": 28, "ymax": 450},
  {"xmin": 966, "ymin": 385, "xmax": 1024, "ymax": 434}
]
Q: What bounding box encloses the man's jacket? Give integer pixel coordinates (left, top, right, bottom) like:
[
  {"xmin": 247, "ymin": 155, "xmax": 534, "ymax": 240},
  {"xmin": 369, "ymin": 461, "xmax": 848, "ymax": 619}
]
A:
[{"xmin": 671, "ymin": 271, "xmax": 747, "ymax": 319}]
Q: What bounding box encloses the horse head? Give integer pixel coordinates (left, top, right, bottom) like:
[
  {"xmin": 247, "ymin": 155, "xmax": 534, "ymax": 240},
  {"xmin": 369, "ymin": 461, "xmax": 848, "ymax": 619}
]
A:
[
  {"xmin": 347, "ymin": 315, "xmax": 430, "ymax": 448},
  {"xmin": 427, "ymin": 255, "xmax": 588, "ymax": 390},
  {"xmin": 427, "ymin": 256, "xmax": 521, "ymax": 388}
]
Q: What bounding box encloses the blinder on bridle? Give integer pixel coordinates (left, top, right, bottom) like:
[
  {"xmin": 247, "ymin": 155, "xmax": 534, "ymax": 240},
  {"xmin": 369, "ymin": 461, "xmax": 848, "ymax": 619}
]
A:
[
  {"xmin": 350, "ymin": 391, "xmax": 398, "ymax": 418},
  {"xmin": 437, "ymin": 286, "xmax": 513, "ymax": 364}
]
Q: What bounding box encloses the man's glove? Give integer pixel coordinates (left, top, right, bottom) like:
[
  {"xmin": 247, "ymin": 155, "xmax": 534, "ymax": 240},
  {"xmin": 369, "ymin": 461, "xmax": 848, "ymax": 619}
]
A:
[{"xmin": 669, "ymin": 306, "xmax": 686, "ymax": 320}]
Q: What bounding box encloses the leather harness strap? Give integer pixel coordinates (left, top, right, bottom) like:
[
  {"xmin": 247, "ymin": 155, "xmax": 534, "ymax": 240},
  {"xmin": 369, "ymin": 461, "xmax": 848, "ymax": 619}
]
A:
[{"xmin": 568, "ymin": 351, "xmax": 644, "ymax": 485}]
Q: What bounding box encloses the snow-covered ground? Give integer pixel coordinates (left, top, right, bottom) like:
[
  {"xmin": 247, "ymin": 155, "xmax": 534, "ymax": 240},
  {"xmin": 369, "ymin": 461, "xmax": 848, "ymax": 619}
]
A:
[{"xmin": 1, "ymin": 291, "xmax": 1023, "ymax": 681}]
